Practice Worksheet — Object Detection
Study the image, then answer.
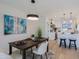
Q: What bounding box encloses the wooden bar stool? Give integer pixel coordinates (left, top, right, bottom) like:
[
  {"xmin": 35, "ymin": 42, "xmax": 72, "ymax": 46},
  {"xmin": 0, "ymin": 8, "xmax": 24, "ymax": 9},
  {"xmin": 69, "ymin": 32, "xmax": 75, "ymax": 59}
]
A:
[
  {"xmin": 69, "ymin": 39, "xmax": 77, "ymax": 50},
  {"xmin": 59, "ymin": 38, "xmax": 66, "ymax": 48}
]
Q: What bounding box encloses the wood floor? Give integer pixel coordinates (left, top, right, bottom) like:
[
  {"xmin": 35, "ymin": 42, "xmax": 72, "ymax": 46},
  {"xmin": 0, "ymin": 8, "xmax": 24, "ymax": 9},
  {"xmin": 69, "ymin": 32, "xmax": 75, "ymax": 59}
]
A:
[
  {"xmin": 49, "ymin": 40, "xmax": 79, "ymax": 59},
  {"xmin": 11, "ymin": 40, "xmax": 79, "ymax": 59}
]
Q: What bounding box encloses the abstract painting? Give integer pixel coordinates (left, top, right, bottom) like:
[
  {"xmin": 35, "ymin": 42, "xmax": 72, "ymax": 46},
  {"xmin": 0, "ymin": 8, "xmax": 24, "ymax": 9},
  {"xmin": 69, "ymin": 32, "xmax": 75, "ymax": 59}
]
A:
[
  {"xmin": 17, "ymin": 18, "xmax": 27, "ymax": 34},
  {"xmin": 4, "ymin": 15, "xmax": 14, "ymax": 35},
  {"xmin": 4, "ymin": 15, "xmax": 27, "ymax": 35}
]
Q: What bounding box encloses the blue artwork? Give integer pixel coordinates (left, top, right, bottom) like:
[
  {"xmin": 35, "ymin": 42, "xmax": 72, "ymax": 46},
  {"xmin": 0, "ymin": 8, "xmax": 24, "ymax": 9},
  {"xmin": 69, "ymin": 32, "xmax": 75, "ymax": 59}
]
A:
[
  {"xmin": 4, "ymin": 15, "xmax": 27, "ymax": 35},
  {"xmin": 4, "ymin": 15, "xmax": 14, "ymax": 35},
  {"xmin": 17, "ymin": 18, "xmax": 27, "ymax": 33}
]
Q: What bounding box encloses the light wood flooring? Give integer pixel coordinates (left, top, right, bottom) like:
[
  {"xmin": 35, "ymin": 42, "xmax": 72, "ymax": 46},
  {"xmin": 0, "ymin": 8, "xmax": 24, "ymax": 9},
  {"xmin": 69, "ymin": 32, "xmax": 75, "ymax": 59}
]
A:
[
  {"xmin": 49, "ymin": 40, "xmax": 79, "ymax": 59},
  {"xmin": 11, "ymin": 40, "xmax": 79, "ymax": 59}
]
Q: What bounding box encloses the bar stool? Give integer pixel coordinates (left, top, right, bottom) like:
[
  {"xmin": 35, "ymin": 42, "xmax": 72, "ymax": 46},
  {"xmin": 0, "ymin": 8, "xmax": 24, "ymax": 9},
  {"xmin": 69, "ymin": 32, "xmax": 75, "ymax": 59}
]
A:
[
  {"xmin": 59, "ymin": 38, "xmax": 66, "ymax": 48},
  {"xmin": 69, "ymin": 39, "xmax": 77, "ymax": 50}
]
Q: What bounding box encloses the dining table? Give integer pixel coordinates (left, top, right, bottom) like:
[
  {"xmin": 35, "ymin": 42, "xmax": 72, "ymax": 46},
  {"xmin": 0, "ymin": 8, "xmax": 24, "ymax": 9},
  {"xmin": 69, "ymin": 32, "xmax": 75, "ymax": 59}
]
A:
[{"xmin": 9, "ymin": 37, "xmax": 48, "ymax": 59}]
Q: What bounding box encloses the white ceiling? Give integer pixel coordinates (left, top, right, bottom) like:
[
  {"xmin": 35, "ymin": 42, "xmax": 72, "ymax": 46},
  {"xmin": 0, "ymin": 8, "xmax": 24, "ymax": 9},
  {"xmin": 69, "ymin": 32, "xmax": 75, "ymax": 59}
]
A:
[{"xmin": 0, "ymin": 0, "xmax": 79, "ymax": 16}]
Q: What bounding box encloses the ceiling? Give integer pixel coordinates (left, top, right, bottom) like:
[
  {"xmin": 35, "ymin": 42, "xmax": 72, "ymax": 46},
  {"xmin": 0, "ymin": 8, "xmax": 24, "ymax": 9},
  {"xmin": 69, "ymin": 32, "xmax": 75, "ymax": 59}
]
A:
[{"xmin": 0, "ymin": 0, "xmax": 79, "ymax": 17}]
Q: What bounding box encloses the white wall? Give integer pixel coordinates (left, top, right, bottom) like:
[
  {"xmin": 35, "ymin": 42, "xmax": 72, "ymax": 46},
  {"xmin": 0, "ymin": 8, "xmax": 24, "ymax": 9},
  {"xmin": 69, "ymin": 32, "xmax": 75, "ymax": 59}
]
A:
[{"xmin": 0, "ymin": 3, "xmax": 42, "ymax": 53}]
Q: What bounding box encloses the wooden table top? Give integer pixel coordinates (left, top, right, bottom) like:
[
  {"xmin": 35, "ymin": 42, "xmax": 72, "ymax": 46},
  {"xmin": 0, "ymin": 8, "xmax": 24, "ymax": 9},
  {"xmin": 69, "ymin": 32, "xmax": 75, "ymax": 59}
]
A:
[{"xmin": 9, "ymin": 37, "xmax": 48, "ymax": 50}]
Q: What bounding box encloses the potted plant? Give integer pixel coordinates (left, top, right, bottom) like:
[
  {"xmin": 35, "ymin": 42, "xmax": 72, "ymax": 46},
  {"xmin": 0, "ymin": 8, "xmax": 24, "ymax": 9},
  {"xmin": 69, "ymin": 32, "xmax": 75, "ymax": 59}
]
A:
[{"xmin": 36, "ymin": 27, "xmax": 42, "ymax": 41}]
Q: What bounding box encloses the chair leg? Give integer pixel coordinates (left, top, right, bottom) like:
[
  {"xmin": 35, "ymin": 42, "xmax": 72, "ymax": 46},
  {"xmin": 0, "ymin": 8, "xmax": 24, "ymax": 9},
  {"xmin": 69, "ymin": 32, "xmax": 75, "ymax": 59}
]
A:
[
  {"xmin": 69, "ymin": 41, "xmax": 71, "ymax": 49},
  {"xmin": 41, "ymin": 55, "xmax": 42, "ymax": 59},
  {"xmin": 59, "ymin": 40, "xmax": 61, "ymax": 47},
  {"xmin": 74, "ymin": 41, "xmax": 77, "ymax": 50},
  {"xmin": 33, "ymin": 53, "xmax": 34, "ymax": 59},
  {"xmin": 64, "ymin": 40, "xmax": 66, "ymax": 48},
  {"xmin": 45, "ymin": 52, "xmax": 48, "ymax": 59}
]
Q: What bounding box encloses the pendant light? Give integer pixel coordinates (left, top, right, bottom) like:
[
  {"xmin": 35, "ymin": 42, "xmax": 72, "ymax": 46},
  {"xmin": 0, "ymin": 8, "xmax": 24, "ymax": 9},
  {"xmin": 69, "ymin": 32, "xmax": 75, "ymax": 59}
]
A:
[
  {"xmin": 27, "ymin": 14, "xmax": 39, "ymax": 20},
  {"xmin": 27, "ymin": 0, "xmax": 39, "ymax": 20}
]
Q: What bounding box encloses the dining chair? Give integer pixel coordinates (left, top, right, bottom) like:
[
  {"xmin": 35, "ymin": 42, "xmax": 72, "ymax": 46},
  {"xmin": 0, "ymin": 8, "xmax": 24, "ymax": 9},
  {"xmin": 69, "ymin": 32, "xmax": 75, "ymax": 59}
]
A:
[{"xmin": 32, "ymin": 41, "xmax": 48, "ymax": 59}]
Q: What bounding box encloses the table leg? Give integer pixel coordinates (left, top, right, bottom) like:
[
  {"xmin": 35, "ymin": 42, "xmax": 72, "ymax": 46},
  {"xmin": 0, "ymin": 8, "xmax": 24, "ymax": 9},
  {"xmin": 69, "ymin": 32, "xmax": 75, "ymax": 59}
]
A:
[
  {"xmin": 22, "ymin": 50, "xmax": 26, "ymax": 59},
  {"xmin": 9, "ymin": 44, "xmax": 12, "ymax": 55},
  {"xmin": 47, "ymin": 38, "xmax": 49, "ymax": 52},
  {"xmin": 47, "ymin": 44, "xmax": 49, "ymax": 52}
]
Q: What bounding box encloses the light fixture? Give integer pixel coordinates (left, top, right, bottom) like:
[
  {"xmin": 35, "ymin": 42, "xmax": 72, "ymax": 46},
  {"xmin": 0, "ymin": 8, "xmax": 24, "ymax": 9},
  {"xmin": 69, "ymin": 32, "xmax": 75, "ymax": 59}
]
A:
[
  {"xmin": 27, "ymin": 14, "xmax": 39, "ymax": 20},
  {"xmin": 27, "ymin": 0, "xmax": 39, "ymax": 20},
  {"xmin": 31, "ymin": 0, "xmax": 35, "ymax": 3}
]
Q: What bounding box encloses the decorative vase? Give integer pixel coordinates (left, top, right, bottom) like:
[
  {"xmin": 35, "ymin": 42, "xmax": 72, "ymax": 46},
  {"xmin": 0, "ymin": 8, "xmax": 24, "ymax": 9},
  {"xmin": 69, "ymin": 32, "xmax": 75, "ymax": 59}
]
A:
[{"xmin": 31, "ymin": 34, "xmax": 35, "ymax": 41}]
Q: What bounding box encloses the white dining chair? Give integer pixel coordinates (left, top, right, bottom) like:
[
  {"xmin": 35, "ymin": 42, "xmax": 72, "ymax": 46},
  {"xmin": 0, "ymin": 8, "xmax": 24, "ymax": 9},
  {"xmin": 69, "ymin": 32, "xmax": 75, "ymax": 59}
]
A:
[
  {"xmin": 32, "ymin": 41, "xmax": 48, "ymax": 59},
  {"xmin": 0, "ymin": 52, "xmax": 13, "ymax": 59}
]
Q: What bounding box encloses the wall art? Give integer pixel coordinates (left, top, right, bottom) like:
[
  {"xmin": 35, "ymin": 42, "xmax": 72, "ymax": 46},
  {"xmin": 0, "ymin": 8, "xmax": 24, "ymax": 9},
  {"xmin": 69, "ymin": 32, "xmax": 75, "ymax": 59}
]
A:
[{"xmin": 4, "ymin": 15, "xmax": 27, "ymax": 35}]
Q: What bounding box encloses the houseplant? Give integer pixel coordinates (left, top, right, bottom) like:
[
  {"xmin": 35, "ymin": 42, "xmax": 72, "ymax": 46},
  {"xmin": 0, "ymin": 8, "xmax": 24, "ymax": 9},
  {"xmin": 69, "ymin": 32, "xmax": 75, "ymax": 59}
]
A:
[{"xmin": 35, "ymin": 27, "xmax": 42, "ymax": 41}]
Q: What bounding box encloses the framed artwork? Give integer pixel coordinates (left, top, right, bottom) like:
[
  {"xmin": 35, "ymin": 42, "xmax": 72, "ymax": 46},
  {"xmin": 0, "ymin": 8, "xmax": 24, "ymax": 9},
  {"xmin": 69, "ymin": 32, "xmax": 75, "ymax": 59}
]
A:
[
  {"xmin": 4, "ymin": 15, "xmax": 27, "ymax": 35},
  {"xmin": 4, "ymin": 15, "xmax": 14, "ymax": 35},
  {"xmin": 17, "ymin": 18, "xmax": 27, "ymax": 34}
]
